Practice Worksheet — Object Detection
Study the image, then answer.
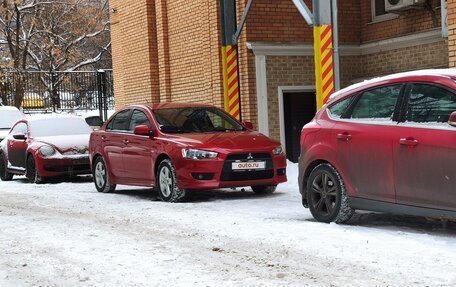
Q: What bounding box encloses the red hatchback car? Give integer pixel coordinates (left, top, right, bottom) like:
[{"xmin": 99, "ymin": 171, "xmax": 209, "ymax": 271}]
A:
[
  {"xmin": 89, "ymin": 103, "xmax": 287, "ymax": 202},
  {"xmin": 299, "ymin": 69, "xmax": 456, "ymax": 223},
  {"xmin": 0, "ymin": 115, "xmax": 92, "ymax": 183}
]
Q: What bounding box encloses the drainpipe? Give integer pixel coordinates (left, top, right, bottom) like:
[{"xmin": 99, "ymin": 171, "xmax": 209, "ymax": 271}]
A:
[
  {"xmin": 441, "ymin": 0, "xmax": 448, "ymax": 38},
  {"xmin": 331, "ymin": 0, "xmax": 340, "ymax": 91}
]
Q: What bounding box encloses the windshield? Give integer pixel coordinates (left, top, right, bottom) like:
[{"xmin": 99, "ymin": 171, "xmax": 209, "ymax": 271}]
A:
[
  {"xmin": 29, "ymin": 117, "xmax": 92, "ymax": 137},
  {"xmin": 0, "ymin": 109, "xmax": 24, "ymax": 129},
  {"xmin": 153, "ymin": 107, "xmax": 244, "ymax": 133}
]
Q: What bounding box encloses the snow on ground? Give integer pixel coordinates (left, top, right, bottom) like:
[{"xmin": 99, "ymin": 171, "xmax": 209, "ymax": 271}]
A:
[{"xmin": 0, "ymin": 162, "xmax": 455, "ymax": 286}]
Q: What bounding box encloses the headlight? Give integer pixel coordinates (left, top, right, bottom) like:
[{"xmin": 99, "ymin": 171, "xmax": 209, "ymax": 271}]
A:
[
  {"xmin": 182, "ymin": 148, "xmax": 218, "ymax": 160},
  {"xmin": 39, "ymin": 145, "xmax": 56, "ymax": 157},
  {"xmin": 273, "ymin": 146, "xmax": 284, "ymax": 155}
]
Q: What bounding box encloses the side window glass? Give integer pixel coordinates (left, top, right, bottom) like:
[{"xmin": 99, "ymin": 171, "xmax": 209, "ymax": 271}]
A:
[
  {"xmin": 11, "ymin": 122, "xmax": 27, "ymax": 135},
  {"xmin": 328, "ymin": 96, "xmax": 353, "ymax": 119},
  {"xmin": 107, "ymin": 110, "xmax": 130, "ymax": 131},
  {"xmin": 406, "ymin": 84, "xmax": 456, "ymax": 124},
  {"xmin": 350, "ymin": 85, "xmax": 401, "ymax": 121},
  {"xmin": 129, "ymin": 110, "xmax": 152, "ymax": 131}
]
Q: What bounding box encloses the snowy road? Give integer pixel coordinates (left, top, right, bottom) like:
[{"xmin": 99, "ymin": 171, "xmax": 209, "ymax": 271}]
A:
[{"xmin": 0, "ymin": 164, "xmax": 455, "ymax": 287}]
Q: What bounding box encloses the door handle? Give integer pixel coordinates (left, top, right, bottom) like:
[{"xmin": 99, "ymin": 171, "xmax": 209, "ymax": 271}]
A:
[
  {"xmin": 400, "ymin": 137, "xmax": 418, "ymax": 147},
  {"xmin": 337, "ymin": 132, "xmax": 352, "ymax": 142}
]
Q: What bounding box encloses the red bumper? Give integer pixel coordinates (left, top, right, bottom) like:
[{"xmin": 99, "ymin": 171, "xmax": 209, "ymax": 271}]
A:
[
  {"xmin": 174, "ymin": 155, "xmax": 287, "ymax": 190},
  {"xmin": 36, "ymin": 156, "xmax": 91, "ymax": 177}
]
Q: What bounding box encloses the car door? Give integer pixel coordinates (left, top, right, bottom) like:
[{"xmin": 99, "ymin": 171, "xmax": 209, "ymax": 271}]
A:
[
  {"xmin": 394, "ymin": 83, "xmax": 456, "ymax": 211},
  {"xmin": 103, "ymin": 109, "xmax": 132, "ymax": 178},
  {"xmin": 7, "ymin": 121, "xmax": 29, "ymax": 168},
  {"xmin": 122, "ymin": 109, "xmax": 156, "ymax": 181},
  {"xmin": 333, "ymin": 84, "xmax": 403, "ymax": 202}
]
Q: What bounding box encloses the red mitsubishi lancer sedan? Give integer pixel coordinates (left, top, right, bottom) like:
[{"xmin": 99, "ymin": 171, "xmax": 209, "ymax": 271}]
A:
[
  {"xmin": 299, "ymin": 69, "xmax": 456, "ymax": 223},
  {"xmin": 89, "ymin": 103, "xmax": 287, "ymax": 202}
]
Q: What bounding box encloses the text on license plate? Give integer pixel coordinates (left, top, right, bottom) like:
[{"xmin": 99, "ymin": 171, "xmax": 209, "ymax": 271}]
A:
[{"xmin": 232, "ymin": 161, "xmax": 266, "ymax": 170}]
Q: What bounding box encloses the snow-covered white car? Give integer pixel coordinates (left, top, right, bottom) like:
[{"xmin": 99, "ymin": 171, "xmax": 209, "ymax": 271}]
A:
[
  {"xmin": 0, "ymin": 115, "xmax": 92, "ymax": 183},
  {"xmin": 0, "ymin": 106, "xmax": 24, "ymax": 141}
]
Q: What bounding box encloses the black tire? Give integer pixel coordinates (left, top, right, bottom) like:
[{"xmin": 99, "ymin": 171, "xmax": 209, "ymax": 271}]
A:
[
  {"xmin": 251, "ymin": 185, "xmax": 277, "ymax": 194},
  {"xmin": 156, "ymin": 159, "xmax": 186, "ymax": 202},
  {"xmin": 93, "ymin": 156, "xmax": 116, "ymax": 193},
  {"xmin": 306, "ymin": 163, "xmax": 354, "ymax": 223},
  {"xmin": 26, "ymin": 155, "xmax": 43, "ymax": 184},
  {"xmin": 0, "ymin": 153, "xmax": 13, "ymax": 181}
]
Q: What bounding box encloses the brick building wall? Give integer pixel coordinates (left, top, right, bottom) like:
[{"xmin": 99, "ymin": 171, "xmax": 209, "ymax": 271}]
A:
[
  {"xmin": 110, "ymin": 0, "xmax": 451, "ymax": 143},
  {"xmin": 360, "ymin": 0, "xmax": 442, "ymax": 43},
  {"xmin": 362, "ymin": 41, "xmax": 448, "ymax": 77},
  {"xmin": 110, "ymin": 0, "xmax": 160, "ymax": 109},
  {"xmin": 163, "ymin": 1, "xmax": 224, "ymax": 106},
  {"xmin": 448, "ymin": 0, "xmax": 456, "ymax": 67}
]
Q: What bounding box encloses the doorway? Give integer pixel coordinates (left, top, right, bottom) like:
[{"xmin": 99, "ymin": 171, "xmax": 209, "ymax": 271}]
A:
[{"xmin": 281, "ymin": 90, "xmax": 316, "ymax": 163}]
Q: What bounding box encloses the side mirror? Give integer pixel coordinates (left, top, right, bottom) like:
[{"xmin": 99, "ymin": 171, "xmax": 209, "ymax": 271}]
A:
[
  {"xmin": 449, "ymin": 112, "xmax": 456, "ymax": 127},
  {"xmin": 134, "ymin": 125, "xmax": 154, "ymax": 137},
  {"xmin": 13, "ymin": 133, "xmax": 27, "ymax": 140},
  {"xmin": 242, "ymin": 121, "xmax": 254, "ymax": 130}
]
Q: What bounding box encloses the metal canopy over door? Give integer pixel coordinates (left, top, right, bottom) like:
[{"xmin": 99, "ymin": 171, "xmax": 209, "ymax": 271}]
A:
[{"xmin": 283, "ymin": 92, "xmax": 316, "ymax": 163}]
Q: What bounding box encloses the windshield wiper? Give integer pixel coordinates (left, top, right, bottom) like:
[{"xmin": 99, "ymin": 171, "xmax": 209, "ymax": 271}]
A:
[{"xmin": 211, "ymin": 127, "xmax": 242, "ymax": 132}]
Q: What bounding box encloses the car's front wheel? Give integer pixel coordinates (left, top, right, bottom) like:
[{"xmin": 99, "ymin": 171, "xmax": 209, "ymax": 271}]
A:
[
  {"xmin": 0, "ymin": 153, "xmax": 13, "ymax": 181},
  {"xmin": 157, "ymin": 159, "xmax": 186, "ymax": 202},
  {"xmin": 26, "ymin": 155, "xmax": 43, "ymax": 184},
  {"xmin": 306, "ymin": 163, "xmax": 354, "ymax": 223},
  {"xmin": 251, "ymin": 185, "xmax": 277, "ymax": 194},
  {"xmin": 93, "ymin": 156, "xmax": 116, "ymax": 193}
]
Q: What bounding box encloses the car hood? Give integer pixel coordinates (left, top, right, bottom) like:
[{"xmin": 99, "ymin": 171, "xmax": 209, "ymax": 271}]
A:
[
  {"xmin": 34, "ymin": 134, "xmax": 90, "ymax": 154},
  {"xmin": 165, "ymin": 131, "xmax": 280, "ymax": 151}
]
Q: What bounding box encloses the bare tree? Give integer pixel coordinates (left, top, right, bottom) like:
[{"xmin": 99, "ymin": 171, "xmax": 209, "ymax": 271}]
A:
[{"xmin": 0, "ymin": 0, "xmax": 111, "ymax": 108}]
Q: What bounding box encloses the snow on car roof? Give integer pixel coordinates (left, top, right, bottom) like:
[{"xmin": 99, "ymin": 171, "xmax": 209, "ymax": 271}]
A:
[
  {"xmin": 0, "ymin": 106, "xmax": 21, "ymax": 111},
  {"xmin": 329, "ymin": 69, "xmax": 456, "ymax": 102},
  {"xmin": 26, "ymin": 113, "xmax": 83, "ymax": 122}
]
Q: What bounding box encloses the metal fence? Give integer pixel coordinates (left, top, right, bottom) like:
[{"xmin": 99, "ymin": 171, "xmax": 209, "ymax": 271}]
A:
[{"xmin": 0, "ymin": 70, "xmax": 114, "ymax": 119}]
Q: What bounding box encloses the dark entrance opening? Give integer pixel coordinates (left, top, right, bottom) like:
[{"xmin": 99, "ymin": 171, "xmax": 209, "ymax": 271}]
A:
[{"xmin": 283, "ymin": 91, "xmax": 316, "ymax": 163}]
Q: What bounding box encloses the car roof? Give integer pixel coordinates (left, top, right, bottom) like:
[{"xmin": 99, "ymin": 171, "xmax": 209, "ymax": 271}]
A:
[
  {"xmin": 127, "ymin": 103, "xmax": 215, "ymax": 111},
  {"xmin": 25, "ymin": 114, "xmax": 83, "ymax": 123},
  {"xmin": 329, "ymin": 69, "xmax": 456, "ymax": 102}
]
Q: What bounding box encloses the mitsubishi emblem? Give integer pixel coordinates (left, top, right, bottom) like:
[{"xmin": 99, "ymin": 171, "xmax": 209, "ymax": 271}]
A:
[{"xmin": 247, "ymin": 153, "xmax": 253, "ymax": 160}]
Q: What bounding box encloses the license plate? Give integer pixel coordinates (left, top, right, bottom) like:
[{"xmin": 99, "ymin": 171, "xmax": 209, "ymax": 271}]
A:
[
  {"xmin": 232, "ymin": 161, "xmax": 266, "ymax": 171},
  {"xmin": 73, "ymin": 158, "xmax": 89, "ymax": 165}
]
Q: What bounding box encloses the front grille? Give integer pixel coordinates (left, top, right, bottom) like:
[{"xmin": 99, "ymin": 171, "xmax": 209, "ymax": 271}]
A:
[
  {"xmin": 221, "ymin": 152, "xmax": 274, "ymax": 181},
  {"xmin": 44, "ymin": 164, "xmax": 90, "ymax": 173}
]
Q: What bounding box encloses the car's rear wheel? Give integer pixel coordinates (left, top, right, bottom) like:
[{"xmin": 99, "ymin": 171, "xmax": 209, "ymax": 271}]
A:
[
  {"xmin": 306, "ymin": 164, "xmax": 354, "ymax": 223},
  {"xmin": 251, "ymin": 185, "xmax": 277, "ymax": 194},
  {"xmin": 157, "ymin": 159, "xmax": 186, "ymax": 202},
  {"xmin": 93, "ymin": 157, "xmax": 116, "ymax": 193},
  {"xmin": 26, "ymin": 155, "xmax": 43, "ymax": 184},
  {"xmin": 0, "ymin": 153, "xmax": 13, "ymax": 181}
]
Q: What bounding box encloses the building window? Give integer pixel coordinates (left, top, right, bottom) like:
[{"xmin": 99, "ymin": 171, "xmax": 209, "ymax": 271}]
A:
[{"xmin": 371, "ymin": 0, "xmax": 398, "ymax": 23}]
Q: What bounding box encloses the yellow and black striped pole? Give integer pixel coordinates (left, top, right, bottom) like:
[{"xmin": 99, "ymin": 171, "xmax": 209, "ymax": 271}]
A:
[
  {"xmin": 222, "ymin": 45, "xmax": 240, "ymax": 120},
  {"xmin": 314, "ymin": 24, "xmax": 335, "ymax": 109},
  {"xmin": 220, "ymin": 0, "xmax": 241, "ymax": 120}
]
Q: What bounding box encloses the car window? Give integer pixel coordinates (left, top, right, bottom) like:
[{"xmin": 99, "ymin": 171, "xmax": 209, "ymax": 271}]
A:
[
  {"xmin": 405, "ymin": 84, "xmax": 456, "ymax": 124},
  {"xmin": 350, "ymin": 85, "xmax": 401, "ymax": 121},
  {"xmin": 129, "ymin": 110, "xmax": 152, "ymax": 131},
  {"xmin": 153, "ymin": 107, "xmax": 244, "ymax": 133},
  {"xmin": 10, "ymin": 122, "xmax": 27, "ymax": 136},
  {"xmin": 107, "ymin": 110, "xmax": 131, "ymax": 131},
  {"xmin": 328, "ymin": 96, "xmax": 354, "ymax": 119}
]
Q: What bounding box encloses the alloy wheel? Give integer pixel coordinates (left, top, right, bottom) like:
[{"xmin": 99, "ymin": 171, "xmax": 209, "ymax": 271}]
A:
[
  {"xmin": 159, "ymin": 166, "xmax": 173, "ymax": 197},
  {"xmin": 310, "ymin": 172, "xmax": 337, "ymax": 217},
  {"xmin": 95, "ymin": 161, "xmax": 106, "ymax": 188}
]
